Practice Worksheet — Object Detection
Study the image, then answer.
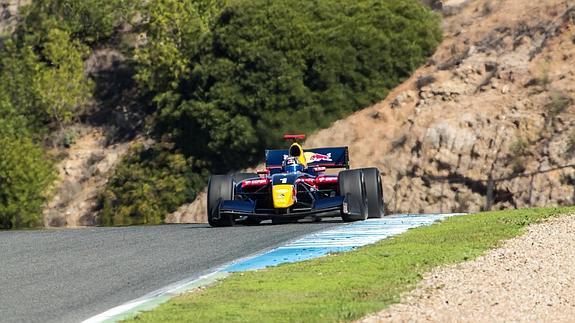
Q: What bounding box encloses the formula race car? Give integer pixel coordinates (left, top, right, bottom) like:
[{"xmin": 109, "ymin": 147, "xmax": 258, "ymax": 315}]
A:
[{"xmin": 207, "ymin": 135, "xmax": 386, "ymax": 227}]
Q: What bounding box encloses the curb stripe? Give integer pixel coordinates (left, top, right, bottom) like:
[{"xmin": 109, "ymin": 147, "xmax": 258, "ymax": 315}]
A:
[{"xmin": 223, "ymin": 214, "xmax": 457, "ymax": 272}]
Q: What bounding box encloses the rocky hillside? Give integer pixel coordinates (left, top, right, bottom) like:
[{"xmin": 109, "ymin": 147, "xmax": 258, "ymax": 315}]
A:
[
  {"xmin": 309, "ymin": 0, "xmax": 575, "ymax": 214},
  {"xmin": 43, "ymin": 128, "xmax": 137, "ymax": 227},
  {"xmin": 174, "ymin": 0, "xmax": 575, "ymax": 222}
]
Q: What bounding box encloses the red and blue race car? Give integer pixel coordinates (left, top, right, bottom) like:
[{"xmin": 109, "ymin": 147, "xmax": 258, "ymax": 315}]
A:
[{"xmin": 207, "ymin": 135, "xmax": 386, "ymax": 226}]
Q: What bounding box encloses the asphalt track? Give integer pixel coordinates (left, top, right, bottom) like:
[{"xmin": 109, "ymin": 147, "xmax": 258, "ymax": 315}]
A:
[{"xmin": 0, "ymin": 220, "xmax": 343, "ymax": 323}]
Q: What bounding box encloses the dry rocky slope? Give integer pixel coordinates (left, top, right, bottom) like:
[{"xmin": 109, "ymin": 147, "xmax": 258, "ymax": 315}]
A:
[
  {"xmin": 43, "ymin": 128, "xmax": 136, "ymax": 227},
  {"xmin": 359, "ymin": 214, "xmax": 575, "ymax": 322},
  {"xmin": 0, "ymin": 0, "xmax": 28, "ymax": 37},
  {"xmin": 308, "ymin": 0, "xmax": 575, "ymax": 214},
  {"xmin": 43, "ymin": 46, "xmax": 147, "ymax": 227},
  {"xmin": 173, "ymin": 0, "xmax": 575, "ymax": 223}
]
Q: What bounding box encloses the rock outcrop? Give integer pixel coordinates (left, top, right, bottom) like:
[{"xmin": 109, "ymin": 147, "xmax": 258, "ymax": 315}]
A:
[
  {"xmin": 0, "ymin": 0, "xmax": 29, "ymax": 38},
  {"xmin": 43, "ymin": 127, "xmax": 136, "ymax": 227}
]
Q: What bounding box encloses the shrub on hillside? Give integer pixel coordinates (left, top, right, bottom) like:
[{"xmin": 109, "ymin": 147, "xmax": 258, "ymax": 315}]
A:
[
  {"xmin": 0, "ymin": 118, "xmax": 55, "ymax": 229},
  {"xmin": 0, "ymin": 0, "xmax": 125, "ymax": 229},
  {"xmin": 133, "ymin": 0, "xmax": 226, "ymax": 93},
  {"xmin": 0, "ymin": 30, "xmax": 93, "ymax": 131},
  {"xmin": 23, "ymin": 0, "xmax": 132, "ymax": 44},
  {"xmin": 99, "ymin": 144, "xmax": 208, "ymax": 226}
]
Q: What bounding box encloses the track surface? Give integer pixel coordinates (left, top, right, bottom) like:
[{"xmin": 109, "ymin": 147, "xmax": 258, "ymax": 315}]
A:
[{"xmin": 0, "ymin": 221, "xmax": 342, "ymax": 323}]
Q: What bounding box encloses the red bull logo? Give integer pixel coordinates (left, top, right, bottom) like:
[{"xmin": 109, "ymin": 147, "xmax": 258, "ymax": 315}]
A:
[{"xmin": 304, "ymin": 152, "xmax": 333, "ymax": 163}]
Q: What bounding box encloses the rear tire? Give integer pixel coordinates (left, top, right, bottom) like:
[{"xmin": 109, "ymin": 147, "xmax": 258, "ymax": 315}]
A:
[
  {"xmin": 207, "ymin": 175, "xmax": 235, "ymax": 227},
  {"xmin": 338, "ymin": 170, "xmax": 367, "ymax": 222},
  {"xmin": 360, "ymin": 168, "xmax": 386, "ymax": 218}
]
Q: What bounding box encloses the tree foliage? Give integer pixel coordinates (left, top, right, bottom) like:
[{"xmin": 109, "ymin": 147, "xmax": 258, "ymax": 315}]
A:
[
  {"xmin": 0, "ymin": 0, "xmax": 103, "ymax": 228},
  {"xmin": 149, "ymin": 0, "xmax": 442, "ymax": 173},
  {"xmin": 0, "ymin": 119, "xmax": 55, "ymax": 229},
  {"xmin": 0, "ymin": 26, "xmax": 94, "ymax": 130},
  {"xmin": 23, "ymin": 0, "xmax": 132, "ymax": 44},
  {"xmin": 33, "ymin": 29, "xmax": 94, "ymax": 126},
  {"xmin": 133, "ymin": 0, "xmax": 217, "ymax": 93},
  {"xmin": 100, "ymin": 144, "xmax": 208, "ymax": 226}
]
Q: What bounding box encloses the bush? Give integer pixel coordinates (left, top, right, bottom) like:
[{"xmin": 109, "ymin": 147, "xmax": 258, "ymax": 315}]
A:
[
  {"xmin": 99, "ymin": 144, "xmax": 208, "ymax": 226},
  {"xmin": 508, "ymin": 137, "xmax": 529, "ymax": 174},
  {"xmin": 133, "ymin": 0, "xmax": 223, "ymax": 93},
  {"xmin": 509, "ymin": 138, "xmax": 528, "ymax": 157},
  {"xmin": 546, "ymin": 91, "xmax": 573, "ymax": 119},
  {"xmin": 23, "ymin": 0, "xmax": 132, "ymax": 44},
  {"xmin": 0, "ymin": 0, "xmax": 123, "ymax": 229},
  {"xmin": 0, "ymin": 29, "xmax": 93, "ymax": 131},
  {"xmin": 0, "ymin": 119, "xmax": 55, "ymax": 229},
  {"xmin": 567, "ymin": 131, "xmax": 575, "ymax": 155}
]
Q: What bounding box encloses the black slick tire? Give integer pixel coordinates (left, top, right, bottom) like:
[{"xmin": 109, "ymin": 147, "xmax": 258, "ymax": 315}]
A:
[
  {"xmin": 338, "ymin": 169, "xmax": 367, "ymax": 222},
  {"xmin": 360, "ymin": 167, "xmax": 386, "ymax": 218},
  {"xmin": 207, "ymin": 174, "xmax": 235, "ymax": 227}
]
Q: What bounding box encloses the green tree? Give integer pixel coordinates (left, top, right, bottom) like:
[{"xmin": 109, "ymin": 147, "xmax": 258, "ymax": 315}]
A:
[
  {"xmin": 151, "ymin": 0, "xmax": 442, "ymax": 173},
  {"xmin": 33, "ymin": 28, "xmax": 94, "ymax": 127},
  {"xmin": 23, "ymin": 0, "xmax": 132, "ymax": 44},
  {"xmin": 134, "ymin": 0, "xmax": 226, "ymax": 93},
  {"xmin": 0, "ymin": 41, "xmax": 44, "ymax": 130},
  {"xmin": 0, "ymin": 119, "xmax": 54, "ymax": 229},
  {"xmin": 0, "ymin": 28, "xmax": 93, "ymax": 130}
]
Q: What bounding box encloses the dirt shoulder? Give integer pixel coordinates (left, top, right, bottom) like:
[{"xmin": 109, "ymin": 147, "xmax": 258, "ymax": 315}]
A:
[{"xmin": 360, "ymin": 214, "xmax": 575, "ymax": 322}]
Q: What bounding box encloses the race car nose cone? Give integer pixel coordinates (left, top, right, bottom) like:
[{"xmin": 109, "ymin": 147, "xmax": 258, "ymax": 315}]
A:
[{"xmin": 272, "ymin": 184, "xmax": 295, "ymax": 208}]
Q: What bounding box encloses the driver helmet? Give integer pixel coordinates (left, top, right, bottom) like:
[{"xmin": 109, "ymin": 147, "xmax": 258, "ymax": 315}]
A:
[{"xmin": 283, "ymin": 156, "xmax": 304, "ymax": 173}]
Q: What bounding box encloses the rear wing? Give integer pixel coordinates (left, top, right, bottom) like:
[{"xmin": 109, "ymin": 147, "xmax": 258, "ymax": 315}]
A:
[{"xmin": 265, "ymin": 147, "xmax": 349, "ymax": 170}]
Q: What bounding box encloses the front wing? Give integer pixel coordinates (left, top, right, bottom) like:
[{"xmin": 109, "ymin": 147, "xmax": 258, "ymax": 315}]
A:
[{"xmin": 215, "ymin": 194, "xmax": 363, "ymax": 220}]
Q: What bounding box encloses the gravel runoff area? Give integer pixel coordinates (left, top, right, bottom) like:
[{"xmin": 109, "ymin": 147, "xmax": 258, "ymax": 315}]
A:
[{"xmin": 360, "ymin": 214, "xmax": 575, "ymax": 323}]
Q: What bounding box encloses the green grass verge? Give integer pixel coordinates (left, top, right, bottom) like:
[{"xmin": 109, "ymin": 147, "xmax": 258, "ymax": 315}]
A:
[{"xmin": 127, "ymin": 207, "xmax": 574, "ymax": 322}]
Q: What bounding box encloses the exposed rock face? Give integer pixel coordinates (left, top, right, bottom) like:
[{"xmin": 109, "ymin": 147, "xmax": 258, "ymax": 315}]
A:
[
  {"xmin": 0, "ymin": 0, "xmax": 29, "ymax": 38},
  {"xmin": 174, "ymin": 0, "xmax": 575, "ymax": 223},
  {"xmin": 165, "ymin": 191, "xmax": 208, "ymax": 224},
  {"xmin": 43, "ymin": 48, "xmax": 147, "ymax": 227},
  {"xmin": 43, "ymin": 128, "xmax": 135, "ymax": 227}
]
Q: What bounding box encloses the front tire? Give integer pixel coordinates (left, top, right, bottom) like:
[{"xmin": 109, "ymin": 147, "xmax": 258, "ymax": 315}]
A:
[
  {"xmin": 207, "ymin": 175, "xmax": 235, "ymax": 227},
  {"xmin": 338, "ymin": 169, "xmax": 367, "ymax": 222},
  {"xmin": 360, "ymin": 168, "xmax": 386, "ymax": 218}
]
